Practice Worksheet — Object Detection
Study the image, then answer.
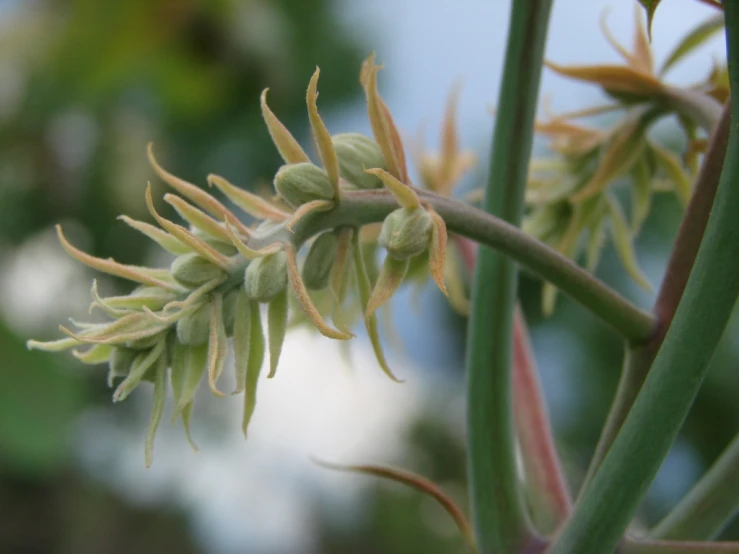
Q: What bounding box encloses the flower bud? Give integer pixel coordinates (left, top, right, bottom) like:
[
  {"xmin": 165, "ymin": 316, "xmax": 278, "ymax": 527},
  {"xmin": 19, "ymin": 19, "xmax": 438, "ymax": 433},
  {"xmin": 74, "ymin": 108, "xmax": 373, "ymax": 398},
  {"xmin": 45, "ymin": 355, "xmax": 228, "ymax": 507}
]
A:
[
  {"xmin": 171, "ymin": 253, "xmax": 227, "ymax": 288},
  {"xmin": 191, "ymin": 226, "xmax": 238, "ymax": 256},
  {"xmin": 108, "ymin": 346, "xmax": 138, "ymax": 384},
  {"xmin": 221, "ymin": 287, "xmax": 241, "ymax": 336},
  {"xmin": 176, "ymin": 302, "xmax": 212, "ymax": 346},
  {"xmin": 126, "ymin": 331, "xmax": 166, "ymax": 350},
  {"xmin": 274, "ymin": 163, "xmax": 335, "ymax": 207},
  {"xmin": 378, "ymin": 207, "xmax": 434, "ymax": 260},
  {"xmin": 244, "ymin": 251, "xmax": 288, "ymax": 302},
  {"xmin": 332, "ymin": 133, "xmax": 386, "ymax": 189},
  {"xmin": 302, "ymin": 232, "xmax": 339, "ymax": 290}
]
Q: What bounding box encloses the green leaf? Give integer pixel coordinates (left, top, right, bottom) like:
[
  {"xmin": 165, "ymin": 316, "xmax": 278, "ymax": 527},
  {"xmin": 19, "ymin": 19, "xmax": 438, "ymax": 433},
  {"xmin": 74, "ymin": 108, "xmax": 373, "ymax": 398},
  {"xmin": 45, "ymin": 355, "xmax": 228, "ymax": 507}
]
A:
[
  {"xmin": 660, "ymin": 14, "xmax": 725, "ymax": 76},
  {"xmin": 242, "ymin": 300, "xmax": 265, "ymax": 437},
  {"xmin": 232, "ymin": 290, "xmax": 253, "ymax": 394},
  {"xmin": 606, "ymin": 194, "xmax": 652, "ymax": 291},
  {"xmin": 176, "ymin": 343, "xmax": 208, "ymax": 412},
  {"xmin": 631, "ymin": 156, "xmax": 653, "ymax": 233},
  {"xmin": 145, "ymin": 356, "xmax": 167, "ymax": 467},
  {"xmin": 351, "ymin": 231, "xmax": 403, "ymax": 383},
  {"xmin": 267, "ymin": 289, "xmax": 288, "ymax": 378}
]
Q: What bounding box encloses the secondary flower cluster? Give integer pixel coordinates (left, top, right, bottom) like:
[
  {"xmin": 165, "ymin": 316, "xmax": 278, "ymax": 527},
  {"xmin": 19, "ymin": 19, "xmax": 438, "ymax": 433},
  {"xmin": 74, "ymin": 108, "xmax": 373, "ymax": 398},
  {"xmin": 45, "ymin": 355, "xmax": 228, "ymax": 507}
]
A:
[
  {"xmin": 28, "ymin": 56, "xmax": 450, "ymax": 466},
  {"xmin": 521, "ymin": 8, "xmax": 726, "ymax": 313}
]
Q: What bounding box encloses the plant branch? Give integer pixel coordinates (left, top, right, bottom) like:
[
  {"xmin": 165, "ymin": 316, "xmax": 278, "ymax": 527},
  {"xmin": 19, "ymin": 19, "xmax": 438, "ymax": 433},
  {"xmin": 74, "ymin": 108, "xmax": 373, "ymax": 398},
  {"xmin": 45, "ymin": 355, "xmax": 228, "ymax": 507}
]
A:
[
  {"xmin": 577, "ymin": 100, "xmax": 731, "ymax": 496},
  {"xmin": 251, "ymin": 190, "xmax": 656, "ymax": 341},
  {"xmin": 547, "ymin": 9, "xmax": 739, "ymax": 552},
  {"xmin": 512, "ymin": 306, "xmax": 572, "ymax": 533},
  {"xmin": 650, "ymin": 433, "xmax": 739, "ymax": 541},
  {"xmin": 624, "ymin": 539, "xmax": 739, "ymax": 554},
  {"xmin": 464, "ymin": 1, "xmax": 553, "ymax": 551}
]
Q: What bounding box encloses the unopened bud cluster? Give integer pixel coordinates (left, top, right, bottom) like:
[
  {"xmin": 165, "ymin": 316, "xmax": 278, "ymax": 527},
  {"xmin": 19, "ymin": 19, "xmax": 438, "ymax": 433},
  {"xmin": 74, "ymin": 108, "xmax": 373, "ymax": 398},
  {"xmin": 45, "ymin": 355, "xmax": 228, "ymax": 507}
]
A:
[{"xmin": 27, "ymin": 56, "xmax": 457, "ymax": 464}]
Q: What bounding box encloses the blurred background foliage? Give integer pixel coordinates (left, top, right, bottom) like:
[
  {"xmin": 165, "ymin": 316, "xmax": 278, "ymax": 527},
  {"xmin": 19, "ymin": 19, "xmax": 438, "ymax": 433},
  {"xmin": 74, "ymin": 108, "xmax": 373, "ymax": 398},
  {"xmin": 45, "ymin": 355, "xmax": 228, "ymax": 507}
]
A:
[{"xmin": 0, "ymin": 0, "xmax": 738, "ymax": 553}]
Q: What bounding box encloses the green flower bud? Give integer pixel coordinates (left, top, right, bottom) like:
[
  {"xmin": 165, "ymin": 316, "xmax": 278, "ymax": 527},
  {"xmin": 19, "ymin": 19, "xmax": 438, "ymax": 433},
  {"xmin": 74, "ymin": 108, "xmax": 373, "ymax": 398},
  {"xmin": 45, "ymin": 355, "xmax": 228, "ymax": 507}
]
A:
[
  {"xmin": 108, "ymin": 346, "xmax": 138, "ymax": 385},
  {"xmin": 176, "ymin": 302, "xmax": 212, "ymax": 346},
  {"xmin": 126, "ymin": 331, "xmax": 166, "ymax": 350},
  {"xmin": 191, "ymin": 226, "xmax": 238, "ymax": 256},
  {"xmin": 244, "ymin": 251, "xmax": 288, "ymax": 302},
  {"xmin": 274, "ymin": 163, "xmax": 335, "ymax": 207},
  {"xmin": 222, "ymin": 287, "xmax": 241, "ymax": 336},
  {"xmin": 332, "ymin": 133, "xmax": 386, "ymax": 189},
  {"xmin": 170, "ymin": 253, "xmax": 227, "ymax": 288},
  {"xmin": 378, "ymin": 208, "xmax": 434, "ymax": 260},
  {"xmin": 302, "ymin": 232, "xmax": 339, "ymax": 290}
]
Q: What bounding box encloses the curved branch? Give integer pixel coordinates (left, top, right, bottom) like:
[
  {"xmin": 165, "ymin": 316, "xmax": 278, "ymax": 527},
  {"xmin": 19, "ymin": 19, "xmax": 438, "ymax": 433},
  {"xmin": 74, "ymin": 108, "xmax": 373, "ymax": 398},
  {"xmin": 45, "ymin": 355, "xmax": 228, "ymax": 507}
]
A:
[{"xmin": 245, "ymin": 189, "xmax": 655, "ymax": 342}]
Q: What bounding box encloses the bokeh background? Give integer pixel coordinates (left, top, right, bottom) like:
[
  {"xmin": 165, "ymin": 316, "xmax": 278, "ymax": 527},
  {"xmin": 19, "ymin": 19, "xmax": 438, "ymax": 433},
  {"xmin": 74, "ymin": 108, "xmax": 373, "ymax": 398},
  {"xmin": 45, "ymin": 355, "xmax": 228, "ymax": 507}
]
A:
[{"xmin": 1, "ymin": 0, "xmax": 736, "ymax": 553}]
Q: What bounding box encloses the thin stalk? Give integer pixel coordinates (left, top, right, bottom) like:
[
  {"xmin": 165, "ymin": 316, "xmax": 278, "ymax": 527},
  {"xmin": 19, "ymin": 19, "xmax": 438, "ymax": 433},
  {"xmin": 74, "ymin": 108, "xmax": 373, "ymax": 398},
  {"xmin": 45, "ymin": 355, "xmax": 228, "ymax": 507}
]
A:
[
  {"xmin": 650, "ymin": 433, "xmax": 739, "ymax": 541},
  {"xmin": 513, "ymin": 306, "xmax": 572, "ymax": 533},
  {"xmin": 578, "ymin": 101, "xmax": 732, "ymax": 496},
  {"xmin": 624, "ymin": 539, "xmax": 739, "ymax": 554},
  {"xmin": 465, "ymin": 1, "xmax": 552, "ymax": 552},
  {"xmin": 547, "ymin": 10, "xmax": 739, "ymax": 553}
]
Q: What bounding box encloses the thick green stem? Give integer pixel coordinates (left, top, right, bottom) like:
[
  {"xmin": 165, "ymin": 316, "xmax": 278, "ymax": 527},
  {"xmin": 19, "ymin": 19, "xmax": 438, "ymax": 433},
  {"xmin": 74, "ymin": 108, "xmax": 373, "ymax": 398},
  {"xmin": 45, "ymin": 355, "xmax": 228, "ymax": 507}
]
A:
[
  {"xmin": 465, "ymin": 1, "xmax": 552, "ymax": 552},
  {"xmin": 547, "ymin": 10, "xmax": 739, "ymax": 553},
  {"xmin": 650, "ymin": 433, "xmax": 739, "ymax": 541},
  {"xmin": 243, "ymin": 189, "xmax": 655, "ymax": 341},
  {"xmin": 577, "ymin": 100, "xmax": 731, "ymax": 496}
]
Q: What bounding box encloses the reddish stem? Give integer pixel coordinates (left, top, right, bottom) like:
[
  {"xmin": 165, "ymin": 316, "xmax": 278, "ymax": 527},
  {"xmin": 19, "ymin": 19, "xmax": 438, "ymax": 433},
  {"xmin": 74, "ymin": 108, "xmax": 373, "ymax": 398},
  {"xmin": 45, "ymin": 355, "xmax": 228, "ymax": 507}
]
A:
[{"xmin": 456, "ymin": 236, "xmax": 572, "ymax": 531}]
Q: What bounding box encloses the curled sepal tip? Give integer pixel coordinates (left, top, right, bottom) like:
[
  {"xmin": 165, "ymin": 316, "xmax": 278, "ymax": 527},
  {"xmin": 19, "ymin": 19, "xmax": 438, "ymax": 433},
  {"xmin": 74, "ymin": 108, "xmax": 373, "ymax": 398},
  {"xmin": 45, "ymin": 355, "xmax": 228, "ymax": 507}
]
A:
[
  {"xmin": 286, "ymin": 199, "xmax": 334, "ymax": 232},
  {"xmin": 56, "ymin": 225, "xmax": 178, "ymax": 291},
  {"xmin": 147, "ymin": 143, "xmax": 235, "ymax": 221},
  {"xmin": 365, "ymin": 168, "xmax": 419, "ymax": 209},
  {"xmin": 163, "ymin": 193, "xmax": 231, "ymax": 244},
  {"xmin": 285, "ymin": 243, "xmax": 353, "ymax": 340},
  {"xmin": 267, "ymin": 289, "xmax": 288, "ymax": 379},
  {"xmin": 207, "ymin": 174, "xmax": 291, "ymax": 222},
  {"xmin": 144, "ymin": 185, "xmax": 232, "ymax": 271},
  {"xmin": 27, "ymin": 336, "xmax": 82, "ymax": 352},
  {"xmin": 260, "ymin": 88, "xmax": 310, "ymax": 165},
  {"xmin": 312, "ymin": 458, "xmax": 478, "ymax": 554},
  {"xmin": 362, "ymin": 55, "xmax": 409, "ymax": 183},
  {"xmin": 427, "ymin": 207, "xmax": 448, "ymax": 296},
  {"xmin": 224, "ymin": 221, "xmax": 283, "ymax": 260},
  {"xmin": 145, "ymin": 355, "xmax": 168, "ymax": 468},
  {"xmin": 352, "ymin": 232, "xmax": 403, "ymax": 383},
  {"xmin": 118, "ymin": 215, "xmax": 190, "ymax": 256},
  {"xmin": 365, "ymin": 256, "xmax": 409, "ymax": 320},
  {"xmin": 307, "ymin": 68, "xmax": 341, "ymax": 200}
]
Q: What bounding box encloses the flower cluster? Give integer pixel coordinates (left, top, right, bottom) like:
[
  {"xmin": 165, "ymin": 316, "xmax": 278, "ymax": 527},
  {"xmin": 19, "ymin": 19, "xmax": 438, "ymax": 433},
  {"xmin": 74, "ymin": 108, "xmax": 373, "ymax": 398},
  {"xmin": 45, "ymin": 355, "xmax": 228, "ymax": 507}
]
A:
[
  {"xmin": 28, "ymin": 55, "xmax": 451, "ymax": 466},
  {"xmin": 523, "ymin": 8, "xmax": 725, "ymax": 313}
]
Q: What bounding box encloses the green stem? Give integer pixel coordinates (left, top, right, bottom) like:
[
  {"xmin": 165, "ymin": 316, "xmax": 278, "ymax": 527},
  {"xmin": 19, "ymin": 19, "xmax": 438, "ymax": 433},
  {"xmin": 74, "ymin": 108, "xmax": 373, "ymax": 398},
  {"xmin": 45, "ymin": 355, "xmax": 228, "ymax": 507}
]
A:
[
  {"xmin": 465, "ymin": 1, "xmax": 552, "ymax": 552},
  {"xmin": 547, "ymin": 9, "xmax": 739, "ymax": 553},
  {"xmin": 577, "ymin": 100, "xmax": 731, "ymax": 497},
  {"xmin": 246, "ymin": 190, "xmax": 655, "ymax": 341},
  {"xmin": 650, "ymin": 433, "xmax": 739, "ymax": 541}
]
